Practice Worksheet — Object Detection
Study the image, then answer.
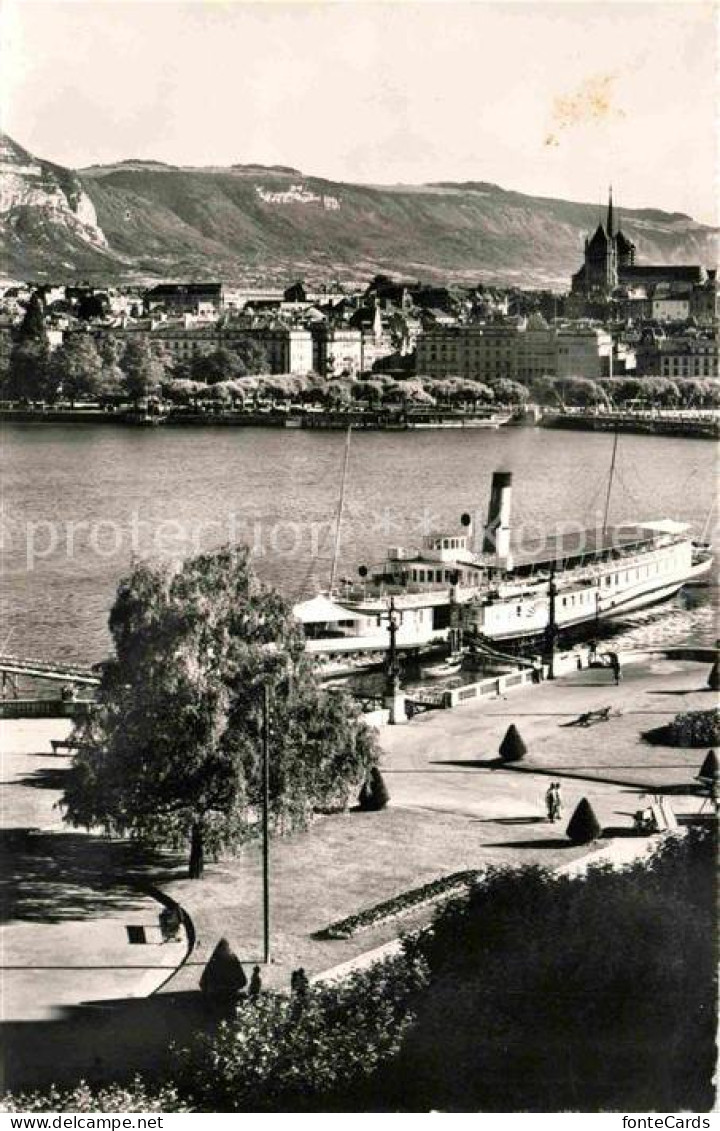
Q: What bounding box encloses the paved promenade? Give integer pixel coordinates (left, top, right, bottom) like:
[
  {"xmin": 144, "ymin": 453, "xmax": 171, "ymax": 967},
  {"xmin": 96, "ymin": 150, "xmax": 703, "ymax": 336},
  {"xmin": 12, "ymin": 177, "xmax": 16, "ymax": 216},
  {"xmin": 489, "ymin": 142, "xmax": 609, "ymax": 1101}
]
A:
[
  {"xmin": 380, "ymin": 654, "xmax": 714, "ymax": 831},
  {"xmin": 0, "ymin": 719, "xmax": 188, "ymax": 1023},
  {"xmin": 0, "ymin": 654, "xmax": 714, "ymax": 1088}
]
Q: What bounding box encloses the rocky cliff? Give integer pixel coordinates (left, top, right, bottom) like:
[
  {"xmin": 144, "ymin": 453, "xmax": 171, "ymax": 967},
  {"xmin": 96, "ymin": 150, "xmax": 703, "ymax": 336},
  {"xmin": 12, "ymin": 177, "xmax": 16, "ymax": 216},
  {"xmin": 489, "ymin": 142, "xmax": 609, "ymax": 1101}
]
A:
[{"xmin": 1, "ymin": 133, "xmax": 716, "ymax": 286}]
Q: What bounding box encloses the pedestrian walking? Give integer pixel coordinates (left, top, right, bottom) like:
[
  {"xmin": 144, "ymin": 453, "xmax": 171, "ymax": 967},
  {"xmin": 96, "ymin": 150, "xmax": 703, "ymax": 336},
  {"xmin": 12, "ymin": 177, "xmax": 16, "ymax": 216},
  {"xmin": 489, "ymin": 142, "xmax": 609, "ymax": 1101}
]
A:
[
  {"xmin": 545, "ymin": 783, "xmax": 556, "ymax": 822},
  {"xmin": 248, "ymin": 965, "xmax": 262, "ymax": 1001},
  {"xmin": 609, "ymin": 652, "xmax": 621, "ymax": 685},
  {"xmin": 551, "ymin": 782, "xmax": 563, "ymax": 823}
]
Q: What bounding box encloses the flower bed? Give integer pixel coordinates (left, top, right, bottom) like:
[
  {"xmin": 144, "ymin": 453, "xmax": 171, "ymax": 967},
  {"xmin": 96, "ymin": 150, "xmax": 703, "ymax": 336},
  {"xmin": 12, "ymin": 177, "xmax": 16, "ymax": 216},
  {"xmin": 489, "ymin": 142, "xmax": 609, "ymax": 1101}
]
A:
[
  {"xmin": 314, "ymin": 870, "xmax": 484, "ymax": 940},
  {"xmin": 643, "ymin": 707, "xmax": 719, "ymax": 748}
]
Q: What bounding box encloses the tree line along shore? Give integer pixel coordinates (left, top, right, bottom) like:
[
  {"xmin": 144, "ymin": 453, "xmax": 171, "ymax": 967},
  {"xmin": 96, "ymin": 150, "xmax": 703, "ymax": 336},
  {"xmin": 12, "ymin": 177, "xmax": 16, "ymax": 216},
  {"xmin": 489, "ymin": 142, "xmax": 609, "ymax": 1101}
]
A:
[{"xmin": 3, "ymin": 293, "xmax": 719, "ymax": 417}]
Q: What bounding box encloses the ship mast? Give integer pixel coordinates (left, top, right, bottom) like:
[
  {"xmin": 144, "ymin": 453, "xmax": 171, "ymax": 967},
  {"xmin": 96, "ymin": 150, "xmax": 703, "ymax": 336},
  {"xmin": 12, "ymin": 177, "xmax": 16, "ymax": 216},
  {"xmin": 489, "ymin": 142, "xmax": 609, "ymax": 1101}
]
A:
[
  {"xmin": 329, "ymin": 425, "xmax": 352, "ymax": 593},
  {"xmin": 601, "ymin": 426, "xmax": 620, "ymax": 539}
]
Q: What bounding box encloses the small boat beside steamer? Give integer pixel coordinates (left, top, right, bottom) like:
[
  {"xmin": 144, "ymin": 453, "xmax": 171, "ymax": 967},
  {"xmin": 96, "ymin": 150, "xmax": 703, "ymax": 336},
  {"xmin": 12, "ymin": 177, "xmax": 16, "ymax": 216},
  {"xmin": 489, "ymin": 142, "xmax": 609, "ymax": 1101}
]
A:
[
  {"xmin": 422, "ymin": 655, "xmax": 464, "ymax": 679},
  {"xmin": 295, "ymin": 462, "xmax": 714, "ymax": 662}
]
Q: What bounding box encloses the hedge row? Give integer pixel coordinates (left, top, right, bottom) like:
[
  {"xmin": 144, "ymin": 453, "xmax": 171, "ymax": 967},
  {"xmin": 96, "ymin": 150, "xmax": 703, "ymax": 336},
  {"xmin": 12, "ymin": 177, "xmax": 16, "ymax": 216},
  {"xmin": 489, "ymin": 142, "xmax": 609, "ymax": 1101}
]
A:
[
  {"xmin": 643, "ymin": 707, "xmax": 719, "ymax": 748},
  {"xmin": 314, "ymin": 870, "xmax": 484, "ymax": 940}
]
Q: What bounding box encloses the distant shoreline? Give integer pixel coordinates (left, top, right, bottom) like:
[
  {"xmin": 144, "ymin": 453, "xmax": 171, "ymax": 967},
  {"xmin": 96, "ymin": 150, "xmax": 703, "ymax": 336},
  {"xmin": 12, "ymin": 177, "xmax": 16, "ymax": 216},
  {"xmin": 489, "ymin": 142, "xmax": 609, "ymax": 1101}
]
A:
[{"xmin": 1, "ymin": 405, "xmax": 718, "ymax": 438}]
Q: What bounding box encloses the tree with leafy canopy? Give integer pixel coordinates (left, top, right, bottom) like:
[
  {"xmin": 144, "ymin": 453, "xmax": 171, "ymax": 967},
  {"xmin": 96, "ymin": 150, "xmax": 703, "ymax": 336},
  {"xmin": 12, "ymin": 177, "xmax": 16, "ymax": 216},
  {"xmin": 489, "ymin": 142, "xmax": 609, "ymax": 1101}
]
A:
[
  {"xmin": 62, "ymin": 546, "xmax": 377, "ymax": 878},
  {"xmin": 559, "ymin": 377, "xmax": 610, "ymax": 408},
  {"xmin": 490, "ymin": 378, "xmax": 529, "ymax": 405},
  {"xmin": 16, "ymin": 292, "xmax": 47, "ymax": 344},
  {"xmin": 6, "ymin": 292, "xmax": 52, "ymax": 402},
  {"xmin": 49, "ymin": 334, "xmax": 103, "ymax": 405},
  {"xmin": 232, "ymin": 339, "xmax": 270, "ymax": 377},
  {"xmin": 120, "ymin": 338, "xmax": 165, "ymax": 404},
  {"xmin": 190, "ymin": 348, "xmax": 242, "ymax": 385},
  {"xmin": 0, "ymin": 335, "xmax": 13, "ymax": 398},
  {"xmin": 195, "ymin": 340, "xmax": 269, "ymax": 381},
  {"xmin": 6, "ymin": 340, "xmax": 51, "ymax": 402}
]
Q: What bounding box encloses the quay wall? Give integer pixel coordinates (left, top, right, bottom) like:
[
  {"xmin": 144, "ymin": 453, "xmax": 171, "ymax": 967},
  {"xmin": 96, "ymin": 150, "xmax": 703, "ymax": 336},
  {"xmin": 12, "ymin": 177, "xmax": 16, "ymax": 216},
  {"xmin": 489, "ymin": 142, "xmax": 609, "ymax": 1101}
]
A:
[{"xmin": 542, "ymin": 411, "xmax": 719, "ymax": 441}]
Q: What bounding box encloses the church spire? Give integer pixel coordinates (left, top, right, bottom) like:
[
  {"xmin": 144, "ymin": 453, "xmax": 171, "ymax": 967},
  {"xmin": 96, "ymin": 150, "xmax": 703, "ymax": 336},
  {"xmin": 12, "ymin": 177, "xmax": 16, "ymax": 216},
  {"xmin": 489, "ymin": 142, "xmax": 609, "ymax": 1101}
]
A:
[{"xmin": 607, "ymin": 185, "xmax": 614, "ymax": 238}]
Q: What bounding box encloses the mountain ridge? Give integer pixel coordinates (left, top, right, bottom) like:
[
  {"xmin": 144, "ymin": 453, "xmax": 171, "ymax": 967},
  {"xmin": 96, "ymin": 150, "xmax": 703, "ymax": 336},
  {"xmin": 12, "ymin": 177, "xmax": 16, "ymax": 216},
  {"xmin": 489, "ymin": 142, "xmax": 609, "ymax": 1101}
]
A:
[{"xmin": 1, "ymin": 133, "xmax": 716, "ymax": 287}]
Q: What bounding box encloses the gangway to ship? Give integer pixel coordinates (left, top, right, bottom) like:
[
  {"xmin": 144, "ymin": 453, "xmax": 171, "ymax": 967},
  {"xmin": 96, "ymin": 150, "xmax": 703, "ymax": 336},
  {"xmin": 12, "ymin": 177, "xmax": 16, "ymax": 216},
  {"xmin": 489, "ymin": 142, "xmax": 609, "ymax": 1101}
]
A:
[{"xmin": 0, "ymin": 653, "xmax": 101, "ymax": 697}]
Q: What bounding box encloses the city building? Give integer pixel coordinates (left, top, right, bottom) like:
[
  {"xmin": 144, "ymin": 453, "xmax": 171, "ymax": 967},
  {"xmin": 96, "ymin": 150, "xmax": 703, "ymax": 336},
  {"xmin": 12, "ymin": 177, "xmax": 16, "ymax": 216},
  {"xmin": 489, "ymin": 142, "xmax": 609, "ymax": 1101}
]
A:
[
  {"xmin": 416, "ymin": 318, "xmax": 622, "ymax": 382},
  {"xmin": 570, "ymin": 190, "xmax": 716, "ymax": 320},
  {"xmin": 144, "ymin": 283, "xmax": 225, "ymax": 318},
  {"xmin": 657, "ymin": 334, "xmax": 718, "ymax": 380},
  {"xmin": 312, "ymin": 326, "xmax": 364, "ymax": 377}
]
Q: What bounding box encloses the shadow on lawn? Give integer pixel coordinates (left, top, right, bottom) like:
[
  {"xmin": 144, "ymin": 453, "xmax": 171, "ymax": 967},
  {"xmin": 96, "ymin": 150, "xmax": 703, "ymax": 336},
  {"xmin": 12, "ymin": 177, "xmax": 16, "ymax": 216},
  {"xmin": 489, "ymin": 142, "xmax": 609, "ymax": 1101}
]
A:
[
  {"xmin": 476, "ymin": 816, "xmax": 547, "ymax": 825},
  {"xmin": 645, "ymin": 688, "xmax": 712, "ymax": 697},
  {"xmin": 601, "ymin": 826, "xmax": 647, "ymax": 839},
  {"xmin": 13, "ymin": 766, "xmax": 71, "ymax": 791},
  {"xmin": 501, "ymin": 763, "xmax": 706, "ymax": 795},
  {"xmin": 429, "ymin": 757, "xmax": 506, "ymax": 770},
  {"xmin": 481, "ymin": 837, "xmax": 575, "ymax": 850},
  {"xmin": 0, "ymin": 828, "xmax": 186, "ymax": 925}
]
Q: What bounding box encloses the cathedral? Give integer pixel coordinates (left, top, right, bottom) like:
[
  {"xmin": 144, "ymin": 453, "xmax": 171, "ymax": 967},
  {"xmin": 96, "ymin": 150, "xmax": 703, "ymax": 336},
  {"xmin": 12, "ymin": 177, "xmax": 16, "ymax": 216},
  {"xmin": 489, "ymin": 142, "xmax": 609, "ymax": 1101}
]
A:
[{"xmin": 571, "ymin": 189, "xmax": 709, "ymax": 301}]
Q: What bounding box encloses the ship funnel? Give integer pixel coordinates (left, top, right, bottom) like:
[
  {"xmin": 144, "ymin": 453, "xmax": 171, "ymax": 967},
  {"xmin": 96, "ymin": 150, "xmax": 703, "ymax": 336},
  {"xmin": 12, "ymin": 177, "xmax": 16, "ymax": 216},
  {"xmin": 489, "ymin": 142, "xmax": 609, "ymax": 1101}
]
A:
[{"xmin": 482, "ymin": 471, "xmax": 512, "ymax": 563}]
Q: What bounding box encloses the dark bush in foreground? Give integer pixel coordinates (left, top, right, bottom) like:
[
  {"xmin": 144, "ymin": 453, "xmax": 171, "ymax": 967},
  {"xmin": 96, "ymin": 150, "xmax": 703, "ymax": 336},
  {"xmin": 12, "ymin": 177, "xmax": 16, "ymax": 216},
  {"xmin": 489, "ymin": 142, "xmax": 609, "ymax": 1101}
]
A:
[
  {"xmin": 397, "ymin": 827, "xmax": 717, "ymax": 1112},
  {"xmin": 6, "ymin": 833, "xmax": 714, "ymax": 1113},
  {"xmin": 0, "ymin": 1079, "xmax": 193, "ymax": 1113},
  {"xmin": 499, "ymin": 724, "xmax": 526, "ymax": 762},
  {"xmin": 358, "ymin": 766, "xmax": 390, "ymax": 811},
  {"xmin": 180, "ymin": 954, "xmax": 428, "ymax": 1111},
  {"xmin": 566, "ymin": 797, "xmax": 602, "ymax": 844}
]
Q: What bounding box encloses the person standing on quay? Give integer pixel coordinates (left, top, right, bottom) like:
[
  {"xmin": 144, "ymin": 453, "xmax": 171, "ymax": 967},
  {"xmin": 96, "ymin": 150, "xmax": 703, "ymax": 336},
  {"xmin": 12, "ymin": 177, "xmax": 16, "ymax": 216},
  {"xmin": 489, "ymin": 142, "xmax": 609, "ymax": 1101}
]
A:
[
  {"xmin": 551, "ymin": 782, "xmax": 563, "ymax": 823},
  {"xmin": 546, "ymin": 783, "xmax": 557, "ymax": 822},
  {"xmin": 248, "ymin": 965, "xmax": 263, "ymax": 1001},
  {"xmin": 609, "ymin": 652, "xmax": 621, "ymax": 685}
]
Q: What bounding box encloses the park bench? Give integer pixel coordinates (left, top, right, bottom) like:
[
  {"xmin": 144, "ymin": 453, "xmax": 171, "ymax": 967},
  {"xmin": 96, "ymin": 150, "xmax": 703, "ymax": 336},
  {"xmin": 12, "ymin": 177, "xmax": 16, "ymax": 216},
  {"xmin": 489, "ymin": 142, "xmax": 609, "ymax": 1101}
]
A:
[
  {"xmin": 568, "ymin": 705, "xmax": 617, "ymax": 728},
  {"xmin": 50, "ymin": 739, "xmax": 93, "ymax": 754},
  {"xmin": 50, "ymin": 739, "xmax": 80, "ymax": 754}
]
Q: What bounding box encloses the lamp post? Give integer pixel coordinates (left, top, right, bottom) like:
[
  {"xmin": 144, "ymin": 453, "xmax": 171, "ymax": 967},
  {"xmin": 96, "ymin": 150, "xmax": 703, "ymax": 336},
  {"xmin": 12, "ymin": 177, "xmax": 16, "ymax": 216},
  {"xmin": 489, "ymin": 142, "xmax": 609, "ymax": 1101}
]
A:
[
  {"xmin": 544, "ymin": 570, "xmax": 558, "ymax": 680},
  {"xmin": 448, "ymin": 569, "xmax": 461, "ymax": 654},
  {"xmin": 262, "ymin": 682, "xmax": 271, "ymax": 965},
  {"xmin": 382, "ymin": 596, "xmax": 406, "ymax": 724}
]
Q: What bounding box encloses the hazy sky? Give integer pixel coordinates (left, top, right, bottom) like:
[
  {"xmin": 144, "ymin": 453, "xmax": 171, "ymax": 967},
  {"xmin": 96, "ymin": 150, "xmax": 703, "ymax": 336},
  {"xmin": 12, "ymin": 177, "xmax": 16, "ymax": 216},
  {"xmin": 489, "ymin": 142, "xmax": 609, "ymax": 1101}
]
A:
[{"xmin": 1, "ymin": 0, "xmax": 716, "ymax": 223}]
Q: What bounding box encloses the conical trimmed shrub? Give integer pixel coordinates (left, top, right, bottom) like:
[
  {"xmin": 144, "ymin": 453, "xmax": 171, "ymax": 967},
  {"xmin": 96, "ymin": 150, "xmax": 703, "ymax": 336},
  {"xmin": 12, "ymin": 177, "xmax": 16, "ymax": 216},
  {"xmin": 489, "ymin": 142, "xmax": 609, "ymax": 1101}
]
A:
[
  {"xmin": 698, "ymin": 748, "xmax": 719, "ymax": 782},
  {"xmin": 566, "ymin": 798, "xmax": 602, "ymax": 844},
  {"xmin": 199, "ymin": 938, "xmax": 247, "ymax": 1001},
  {"xmin": 358, "ymin": 766, "xmax": 390, "ymax": 811},
  {"xmin": 708, "ymin": 661, "xmax": 719, "ymax": 692},
  {"xmin": 499, "ymin": 724, "xmax": 527, "ymax": 762}
]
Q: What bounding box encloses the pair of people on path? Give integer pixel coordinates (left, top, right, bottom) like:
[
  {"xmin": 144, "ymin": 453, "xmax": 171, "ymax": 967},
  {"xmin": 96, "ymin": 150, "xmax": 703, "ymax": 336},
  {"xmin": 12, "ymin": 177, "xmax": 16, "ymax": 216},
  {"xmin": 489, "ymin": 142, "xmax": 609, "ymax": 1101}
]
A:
[{"xmin": 546, "ymin": 781, "xmax": 563, "ymax": 823}]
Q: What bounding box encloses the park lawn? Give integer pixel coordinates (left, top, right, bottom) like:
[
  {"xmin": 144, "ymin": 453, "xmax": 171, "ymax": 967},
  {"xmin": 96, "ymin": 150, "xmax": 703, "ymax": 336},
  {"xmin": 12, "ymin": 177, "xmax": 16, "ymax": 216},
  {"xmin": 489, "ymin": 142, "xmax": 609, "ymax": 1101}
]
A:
[{"xmin": 161, "ymin": 802, "xmax": 591, "ymax": 993}]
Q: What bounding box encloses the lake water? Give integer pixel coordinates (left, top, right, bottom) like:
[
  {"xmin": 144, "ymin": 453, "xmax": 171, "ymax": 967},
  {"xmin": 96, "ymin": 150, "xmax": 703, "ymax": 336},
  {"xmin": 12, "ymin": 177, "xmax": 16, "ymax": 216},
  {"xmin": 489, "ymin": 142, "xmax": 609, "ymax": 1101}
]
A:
[{"xmin": 1, "ymin": 423, "xmax": 717, "ymax": 664}]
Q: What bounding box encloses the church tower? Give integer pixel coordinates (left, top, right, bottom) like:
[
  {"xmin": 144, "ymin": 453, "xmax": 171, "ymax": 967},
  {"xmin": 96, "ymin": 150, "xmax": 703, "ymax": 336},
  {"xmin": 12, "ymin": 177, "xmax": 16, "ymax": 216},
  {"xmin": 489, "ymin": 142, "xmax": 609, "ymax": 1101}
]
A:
[{"xmin": 577, "ymin": 187, "xmax": 618, "ymax": 296}]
